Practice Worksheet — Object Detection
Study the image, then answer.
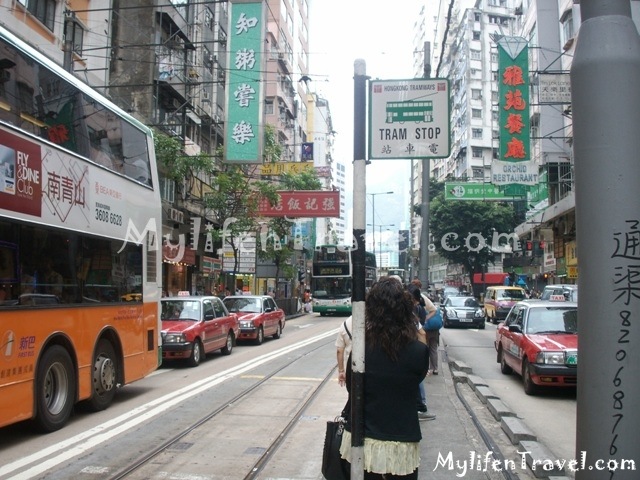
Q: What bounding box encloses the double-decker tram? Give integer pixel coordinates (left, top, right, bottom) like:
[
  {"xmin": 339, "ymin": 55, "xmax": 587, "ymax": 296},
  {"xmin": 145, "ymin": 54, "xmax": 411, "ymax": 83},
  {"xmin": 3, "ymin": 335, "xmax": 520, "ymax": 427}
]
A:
[{"xmin": 0, "ymin": 25, "xmax": 162, "ymax": 431}]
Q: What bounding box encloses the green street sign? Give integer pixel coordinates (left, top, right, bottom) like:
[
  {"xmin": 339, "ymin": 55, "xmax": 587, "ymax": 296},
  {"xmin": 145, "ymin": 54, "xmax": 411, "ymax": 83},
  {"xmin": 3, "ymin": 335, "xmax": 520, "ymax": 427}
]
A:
[{"xmin": 445, "ymin": 182, "xmax": 527, "ymax": 201}]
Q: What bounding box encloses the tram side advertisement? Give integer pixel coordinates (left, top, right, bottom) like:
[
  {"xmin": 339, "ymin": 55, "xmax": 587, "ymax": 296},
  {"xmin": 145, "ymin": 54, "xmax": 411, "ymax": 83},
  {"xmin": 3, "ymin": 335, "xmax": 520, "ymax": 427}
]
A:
[{"xmin": 0, "ymin": 126, "xmax": 143, "ymax": 240}]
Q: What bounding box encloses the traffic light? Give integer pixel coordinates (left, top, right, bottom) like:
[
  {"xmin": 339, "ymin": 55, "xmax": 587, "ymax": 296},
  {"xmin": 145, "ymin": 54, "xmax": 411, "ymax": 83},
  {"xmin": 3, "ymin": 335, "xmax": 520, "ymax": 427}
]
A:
[{"xmin": 525, "ymin": 241, "xmax": 533, "ymax": 251}]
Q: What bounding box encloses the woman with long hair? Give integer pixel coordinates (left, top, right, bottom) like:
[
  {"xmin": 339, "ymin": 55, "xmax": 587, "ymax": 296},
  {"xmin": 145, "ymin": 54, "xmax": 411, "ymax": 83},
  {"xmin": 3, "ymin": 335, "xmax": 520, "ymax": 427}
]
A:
[{"xmin": 340, "ymin": 276, "xmax": 429, "ymax": 479}]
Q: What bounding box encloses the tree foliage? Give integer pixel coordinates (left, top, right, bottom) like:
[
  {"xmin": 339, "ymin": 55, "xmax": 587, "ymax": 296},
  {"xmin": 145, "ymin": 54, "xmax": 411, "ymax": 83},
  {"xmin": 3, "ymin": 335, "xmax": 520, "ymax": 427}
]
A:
[
  {"xmin": 429, "ymin": 188, "xmax": 519, "ymax": 284},
  {"xmin": 154, "ymin": 125, "xmax": 323, "ymax": 292}
]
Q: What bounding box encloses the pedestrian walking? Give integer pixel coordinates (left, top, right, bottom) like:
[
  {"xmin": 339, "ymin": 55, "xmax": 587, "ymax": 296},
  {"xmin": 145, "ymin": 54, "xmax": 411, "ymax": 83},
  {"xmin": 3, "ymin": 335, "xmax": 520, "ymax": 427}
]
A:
[
  {"xmin": 339, "ymin": 276, "xmax": 429, "ymax": 479},
  {"xmin": 412, "ymin": 279, "xmax": 440, "ymax": 375},
  {"xmin": 407, "ymin": 283, "xmax": 436, "ymax": 420}
]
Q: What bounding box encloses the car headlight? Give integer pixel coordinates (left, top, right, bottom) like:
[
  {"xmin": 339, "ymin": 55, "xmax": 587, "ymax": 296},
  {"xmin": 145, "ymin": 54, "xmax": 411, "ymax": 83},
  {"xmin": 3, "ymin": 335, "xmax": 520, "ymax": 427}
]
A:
[
  {"xmin": 446, "ymin": 308, "xmax": 457, "ymax": 318},
  {"xmin": 474, "ymin": 308, "xmax": 484, "ymax": 318},
  {"xmin": 163, "ymin": 333, "xmax": 186, "ymax": 343},
  {"xmin": 536, "ymin": 351, "xmax": 565, "ymax": 365},
  {"xmin": 239, "ymin": 320, "xmax": 254, "ymax": 328}
]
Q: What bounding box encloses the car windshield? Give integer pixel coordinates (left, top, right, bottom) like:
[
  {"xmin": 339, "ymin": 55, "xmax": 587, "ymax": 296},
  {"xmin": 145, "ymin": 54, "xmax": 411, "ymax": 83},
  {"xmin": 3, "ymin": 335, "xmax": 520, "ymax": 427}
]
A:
[
  {"xmin": 449, "ymin": 297, "xmax": 479, "ymax": 308},
  {"xmin": 526, "ymin": 307, "xmax": 578, "ymax": 334},
  {"xmin": 161, "ymin": 300, "xmax": 201, "ymax": 321},
  {"xmin": 500, "ymin": 289, "xmax": 526, "ymax": 300},
  {"xmin": 224, "ymin": 297, "xmax": 261, "ymax": 313}
]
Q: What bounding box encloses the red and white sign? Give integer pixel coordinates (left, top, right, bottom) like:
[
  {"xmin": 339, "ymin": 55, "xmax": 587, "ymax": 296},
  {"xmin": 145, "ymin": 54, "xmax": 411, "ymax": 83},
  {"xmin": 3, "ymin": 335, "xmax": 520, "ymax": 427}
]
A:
[{"xmin": 257, "ymin": 190, "xmax": 340, "ymax": 217}]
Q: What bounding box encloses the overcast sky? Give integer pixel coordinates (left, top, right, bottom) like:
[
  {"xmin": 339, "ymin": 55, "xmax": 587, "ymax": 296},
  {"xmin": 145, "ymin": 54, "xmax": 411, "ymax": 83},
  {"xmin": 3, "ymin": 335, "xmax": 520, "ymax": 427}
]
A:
[{"xmin": 308, "ymin": 0, "xmax": 423, "ymax": 248}]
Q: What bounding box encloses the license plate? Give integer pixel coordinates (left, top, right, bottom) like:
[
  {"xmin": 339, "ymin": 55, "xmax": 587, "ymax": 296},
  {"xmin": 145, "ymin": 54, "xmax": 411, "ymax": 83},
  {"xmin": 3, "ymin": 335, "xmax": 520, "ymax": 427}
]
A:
[
  {"xmin": 566, "ymin": 353, "xmax": 578, "ymax": 365},
  {"xmin": 460, "ymin": 318, "xmax": 471, "ymax": 322}
]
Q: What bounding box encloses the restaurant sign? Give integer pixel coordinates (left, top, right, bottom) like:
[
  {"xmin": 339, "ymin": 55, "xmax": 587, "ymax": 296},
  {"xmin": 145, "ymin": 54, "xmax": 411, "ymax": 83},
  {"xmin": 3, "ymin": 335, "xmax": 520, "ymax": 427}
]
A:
[
  {"xmin": 492, "ymin": 36, "xmax": 537, "ymax": 186},
  {"xmin": 257, "ymin": 190, "xmax": 340, "ymax": 217}
]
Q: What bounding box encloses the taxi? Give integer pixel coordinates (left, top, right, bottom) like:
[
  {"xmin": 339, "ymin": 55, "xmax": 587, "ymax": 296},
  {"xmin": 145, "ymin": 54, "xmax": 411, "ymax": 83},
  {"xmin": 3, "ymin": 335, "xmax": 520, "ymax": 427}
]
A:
[
  {"xmin": 494, "ymin": 297, "xmax": 577, "ymax": 395},
  {"xmin": 161, "ymin": 295, "xmax": 239, "ymax": 367}
]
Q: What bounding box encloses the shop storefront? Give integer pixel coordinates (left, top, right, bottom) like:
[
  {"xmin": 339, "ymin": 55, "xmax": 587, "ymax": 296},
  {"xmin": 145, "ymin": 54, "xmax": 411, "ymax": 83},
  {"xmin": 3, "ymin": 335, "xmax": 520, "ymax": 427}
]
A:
[{"xmin": 163, "ymin": 245, "xmax": 196, "ymax": 296}]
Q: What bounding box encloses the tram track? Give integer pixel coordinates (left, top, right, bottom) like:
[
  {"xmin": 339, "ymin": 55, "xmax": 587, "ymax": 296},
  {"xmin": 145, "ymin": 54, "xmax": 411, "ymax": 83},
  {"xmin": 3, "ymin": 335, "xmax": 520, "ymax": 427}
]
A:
[
  {"xmin": 0, "ymin": 324, "xmax": 341, "ymax": 480},
  {"xmin": 107, "ymin": 338, "xmax": 337, "ymax": 480}
]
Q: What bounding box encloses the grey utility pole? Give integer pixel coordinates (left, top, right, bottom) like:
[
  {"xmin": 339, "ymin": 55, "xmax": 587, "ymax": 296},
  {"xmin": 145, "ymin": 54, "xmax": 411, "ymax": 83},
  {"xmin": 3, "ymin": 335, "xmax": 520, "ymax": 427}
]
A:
[
  {"xmin": 350, "ymin": 58, "xmax": 367, "ymax": 480},
  {"xmin": 418, "ymin": 42, "xmax": 432, "ymax": 288},
  {"xmin": 571, "ymin": 1, "xmax": 640, "ymax": 478}
]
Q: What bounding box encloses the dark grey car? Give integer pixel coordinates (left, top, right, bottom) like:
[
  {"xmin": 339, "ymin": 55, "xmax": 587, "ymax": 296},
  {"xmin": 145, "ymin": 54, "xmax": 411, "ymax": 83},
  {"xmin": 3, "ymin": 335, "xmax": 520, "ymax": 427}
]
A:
[{"xmin": 442, "ymin": 296, "xmax": 485, "ymax": 329}]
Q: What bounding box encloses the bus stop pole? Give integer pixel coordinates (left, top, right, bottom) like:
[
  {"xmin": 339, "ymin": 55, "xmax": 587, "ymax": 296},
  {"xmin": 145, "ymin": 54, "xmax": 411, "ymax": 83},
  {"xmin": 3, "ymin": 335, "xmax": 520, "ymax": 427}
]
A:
[{"xmin": 350, "ymin": 58, "xmax": 368, "ymax": 480}]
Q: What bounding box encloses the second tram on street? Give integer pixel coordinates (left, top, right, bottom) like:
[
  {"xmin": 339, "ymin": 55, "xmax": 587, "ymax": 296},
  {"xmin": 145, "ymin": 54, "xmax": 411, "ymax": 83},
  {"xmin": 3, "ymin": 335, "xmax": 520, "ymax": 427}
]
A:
[
  {"xmin": 311, "ymin": 245, "xmax": 376, "ymax": 316},
  {"xmin": 387, "ymin": 268, "xmax": 407, "ymax": 283},
  {"xmin": 0, "ymin": 25, "xmax": 162, "ymax": 432}
]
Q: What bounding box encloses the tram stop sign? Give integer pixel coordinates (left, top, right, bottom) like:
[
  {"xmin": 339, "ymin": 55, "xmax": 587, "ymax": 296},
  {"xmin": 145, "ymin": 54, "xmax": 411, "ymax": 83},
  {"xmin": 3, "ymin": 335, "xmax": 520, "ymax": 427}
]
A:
[{"xmin": 368, "ymin": 79, "xmax": 451, "ymax": 160}]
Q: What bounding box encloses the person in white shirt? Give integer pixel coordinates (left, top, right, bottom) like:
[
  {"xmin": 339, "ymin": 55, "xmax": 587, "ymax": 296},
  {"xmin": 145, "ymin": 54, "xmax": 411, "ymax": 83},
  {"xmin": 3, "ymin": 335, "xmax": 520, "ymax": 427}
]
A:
[{"xmin": 335, "ymin": 316, "xmax": 352, "ymax": 387}]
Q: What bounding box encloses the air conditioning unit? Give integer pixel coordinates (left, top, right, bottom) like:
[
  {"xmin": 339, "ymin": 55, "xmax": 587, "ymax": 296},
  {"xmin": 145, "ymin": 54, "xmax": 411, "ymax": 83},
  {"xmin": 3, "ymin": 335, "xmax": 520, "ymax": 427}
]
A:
[{"xmin": 169, "ymin": 208, "xmax": 184, "ymax": 224}]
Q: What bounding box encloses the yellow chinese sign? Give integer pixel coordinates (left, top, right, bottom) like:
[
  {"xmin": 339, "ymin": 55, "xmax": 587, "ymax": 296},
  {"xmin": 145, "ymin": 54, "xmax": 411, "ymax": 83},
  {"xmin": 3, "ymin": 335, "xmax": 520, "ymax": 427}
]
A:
[{"xmin": 259, "ymin": 162, "xmax": 313, "ymax": 176}]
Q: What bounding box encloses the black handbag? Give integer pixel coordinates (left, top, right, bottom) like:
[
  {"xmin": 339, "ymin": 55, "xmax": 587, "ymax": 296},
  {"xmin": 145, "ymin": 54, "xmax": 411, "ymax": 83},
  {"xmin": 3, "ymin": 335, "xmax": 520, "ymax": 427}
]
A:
[{"xmin": 321, "ymin": 417, "xmax": 350, "ymax": 480}]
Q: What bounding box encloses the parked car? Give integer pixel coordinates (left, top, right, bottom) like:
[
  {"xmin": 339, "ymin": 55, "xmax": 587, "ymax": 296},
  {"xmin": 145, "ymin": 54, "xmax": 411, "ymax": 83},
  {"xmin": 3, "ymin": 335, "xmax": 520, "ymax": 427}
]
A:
[
  {"xmin": 540, "ymin": 284, "xmax": 578, "ymax": 302},
  {"xmin": 161, "ymin": 295, "xmax": 239, "ymax": 367},
  {"xmin": 222, "ymin": 295, "xmax": 285, "ymax": 344},
  {"xmin": 442, "ymin": 296, "xmax": 485, "ymax": 329},
  {"xmin": 494, "ymin": 298, "xmax": 578, "ymax": 395},
  {"xmin": 483, "ymin": 286, "xmax": 527, "ymax": 323}
]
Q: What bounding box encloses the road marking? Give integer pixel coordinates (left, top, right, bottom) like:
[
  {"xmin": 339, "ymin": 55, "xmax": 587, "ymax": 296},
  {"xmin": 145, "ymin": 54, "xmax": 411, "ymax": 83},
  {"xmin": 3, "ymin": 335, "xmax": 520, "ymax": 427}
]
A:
[
  {"xmin": 0, "ymin": 329, "xmax": 338, "ymax": 479},
  {"xmin": 240, "ymin": 374, "xmax": 324, "ymax": 381}
]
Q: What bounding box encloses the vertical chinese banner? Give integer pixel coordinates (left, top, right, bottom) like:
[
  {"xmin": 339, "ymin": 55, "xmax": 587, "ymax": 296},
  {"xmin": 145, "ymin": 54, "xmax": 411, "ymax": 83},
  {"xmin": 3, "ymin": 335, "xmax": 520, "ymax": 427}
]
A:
[
  {"xmin": 224, "ymin": 1, "xmax": 265, "ymax": 163},
  {"xmin": 492, "ymin": 37, "xmax": 537, "ymax": 186},
  {"xmin": 498, "ymin": 37, "xmax": 529, "ymax": 161}
]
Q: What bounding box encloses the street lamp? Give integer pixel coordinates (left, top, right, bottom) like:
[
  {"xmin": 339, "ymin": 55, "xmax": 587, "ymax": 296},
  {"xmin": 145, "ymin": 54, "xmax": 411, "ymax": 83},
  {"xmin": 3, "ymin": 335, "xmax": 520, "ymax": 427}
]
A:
[
  {"xmin": 367, "ymin": 191, "xmax": 394, "ymax": 263},
  {"xmin": 368, "ymin": 223, "xmax": 395, "ymax": 268}
]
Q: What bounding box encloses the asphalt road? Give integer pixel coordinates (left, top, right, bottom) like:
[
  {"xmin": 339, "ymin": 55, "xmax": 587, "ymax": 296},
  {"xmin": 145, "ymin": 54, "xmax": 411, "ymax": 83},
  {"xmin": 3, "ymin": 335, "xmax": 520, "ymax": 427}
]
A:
[{"xmin": 441, "ymin": 322, "xmax": 578, "ymax": 464}]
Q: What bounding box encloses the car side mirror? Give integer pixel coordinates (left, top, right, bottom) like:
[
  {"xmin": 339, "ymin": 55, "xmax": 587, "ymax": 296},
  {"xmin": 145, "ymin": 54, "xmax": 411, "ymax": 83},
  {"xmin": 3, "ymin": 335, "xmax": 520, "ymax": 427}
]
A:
[
  {"xmin": 204, "ymin": 313, "xmax": 215, "ymax": 321},
  {"xmin": 265, "ymin": 307, "xmax": 273, "ymax": 312},
  {"xmin": 508, "ymin": 324, "xmax": 522, "ymax": 333}
]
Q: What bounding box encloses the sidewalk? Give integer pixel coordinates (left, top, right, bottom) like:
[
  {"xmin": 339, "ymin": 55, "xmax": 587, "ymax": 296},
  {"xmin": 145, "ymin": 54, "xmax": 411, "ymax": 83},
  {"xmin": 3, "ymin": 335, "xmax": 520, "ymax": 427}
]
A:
[{"xmin": 264, "ymin": 339, "xmax": 572, "ymax": 480}]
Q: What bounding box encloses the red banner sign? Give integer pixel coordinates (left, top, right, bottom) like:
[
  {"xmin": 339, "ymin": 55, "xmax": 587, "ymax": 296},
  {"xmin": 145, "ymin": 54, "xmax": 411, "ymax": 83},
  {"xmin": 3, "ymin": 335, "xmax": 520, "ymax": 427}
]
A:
[{"xmin": 257, "ymin": 190, "xmax": 340, "ymax": 217}]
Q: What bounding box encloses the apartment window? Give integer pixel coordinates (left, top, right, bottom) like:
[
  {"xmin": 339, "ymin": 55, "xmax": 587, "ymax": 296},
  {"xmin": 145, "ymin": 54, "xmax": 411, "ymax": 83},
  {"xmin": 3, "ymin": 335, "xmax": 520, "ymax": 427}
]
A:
[
  {"xmin": 471, "ymin": 89, "xmax": 482, "ymax": 100},
  {"xmin": 471, "ymin": 50, "xmax": 481, "ymax": 60},
  {"xmin": 473, "ymin": 31, "xmax": 481, "ymax": 41},
  {"xmin": 472, "ymin": 147, "xmax": 483, "ymax": 158},
  {"xmin": 265, "ymin": 100, "xmax": 274, "ymax": 115},
  {"xmin": 203, "ymin": 48, "xmax": 214, "ymax": 74},
  {"xmin": 204, "ymin": 8, "xmax": 214, "ymax": 31},
  {"xmin": 472, "ymin": 128, "xmax": 483, "ymax": 139},
  {"xmin": 160, "ymin": 177, "xmax": 176, "ymax": 203},
  {"xmin": 561, "ymin": 10, "xmax": 574, "ymax": 45},
  {"xmin": 491, "ymin": 53, "xmax": 498, "ymax": 63},
  {"xmin": 472, "ymin": 108, "xmax": 482, "ymax": 119},
  {"xmin": 26, "ymin": 0, "xmax": 56, "ymax": 31},
  {"xmin": 65, "ymin": 19, "xmax": 84, "ymax": 55}
]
